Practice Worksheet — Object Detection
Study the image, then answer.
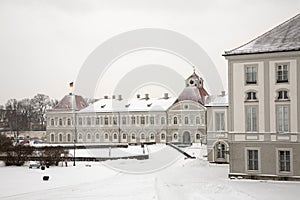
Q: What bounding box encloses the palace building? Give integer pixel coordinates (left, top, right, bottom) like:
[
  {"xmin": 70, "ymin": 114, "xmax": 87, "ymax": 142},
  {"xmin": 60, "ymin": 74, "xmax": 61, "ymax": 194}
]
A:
[
  {"xmin": 46, "ymin": 71, "xmax": 229, "ymax": 163},
  {"xmin": 224, "ymin": 14, "xmax": 300, "ymax": 180}
]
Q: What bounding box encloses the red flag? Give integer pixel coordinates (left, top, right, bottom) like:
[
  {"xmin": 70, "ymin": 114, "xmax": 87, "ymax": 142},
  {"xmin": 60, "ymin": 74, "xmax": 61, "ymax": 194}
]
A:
[{"xmin": 69, "ymin": 82, "xmax": 74, "ymax": 88}]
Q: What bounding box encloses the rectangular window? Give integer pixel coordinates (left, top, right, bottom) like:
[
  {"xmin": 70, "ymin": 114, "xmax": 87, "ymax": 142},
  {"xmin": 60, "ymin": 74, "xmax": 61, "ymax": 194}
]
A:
[
  {"xmin": 150, "ymin": 116, "xmax": 154, "ymax": 125},
  {"xmin": 113, "ymin": 117, "xmax": 117, "ymax": 125},
  {"xmin": 276, "ymin": 64, "xmax": 288, "ymax": 83},
  {"xmin": 141, "ymin": 116, "xmax": 145, "ymax": 125},
  {"xmin": 87, "ymin": 117, "xmax": 91, "ymax": 125},
  {"xmin": 104, "ymin": 117, "xmax": 108, "ymax": 125},
  {"xmin": 277, "ymin": 105, "xmax": 289, "ymax": 132},
  {"xmin": 215, "ymin": 112, "xmax": 225, "ymax": 131},
  {"xmin": 246, "ymin": 106, "xmax": 257, "ymax": 132},
  {"xmin": 95, "ymin": 117, "xmax": 100, "ymax": 125},
  {"xmin": 247, "ymin": 149, "xmax": 259, "ymax": 170},
  {"xmin": 122, "ymin": 117, "xmax": 126, "ymax": 125},
  {"xmin": 245, "ymin": 65, "xmax": 257, "ymax": 84},
  {"xmin": 279, "ymin": 150, "xmax": 290, "ymax": 172},
  {"xmin": 131, "ymin": 116, "xmax": 135, "ymax": 125}
]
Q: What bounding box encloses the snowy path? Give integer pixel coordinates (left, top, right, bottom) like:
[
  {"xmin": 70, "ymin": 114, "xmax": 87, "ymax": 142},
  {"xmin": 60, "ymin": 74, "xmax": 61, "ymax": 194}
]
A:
[{"xmin": 0, "ymin": 145, "xmax": 300, "ymax": 200}]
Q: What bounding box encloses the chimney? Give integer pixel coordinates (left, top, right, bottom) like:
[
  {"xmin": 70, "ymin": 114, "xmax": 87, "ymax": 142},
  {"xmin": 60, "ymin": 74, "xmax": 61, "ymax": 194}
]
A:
[
  {"xmin": 69, "ymin": 92, "xmax": 73, "ymax": 95},
  {"xmin": 221, "ymin": 91, "xmax": 226, "ymax": 96},
  {"xmin": 145, "ymin": 93, "xmax": 149, "ymax": 100},
  {"xmin": 137, "ymin": 94, "xmax": 140, "ymax": 99},
  {"xmin": 112, "ymin": 95, "xmax": 116, "ymax": 99},
  {"xmin": 164, "ymin": 93, "xmax": 169, "ymax": 99},
  {"xmin": 104, "ymin": 95, "xmax": 108, "ymax": 99},
  {"xmin": 118, "ymin": 94, "xmax": 122, "ymax": 101}
]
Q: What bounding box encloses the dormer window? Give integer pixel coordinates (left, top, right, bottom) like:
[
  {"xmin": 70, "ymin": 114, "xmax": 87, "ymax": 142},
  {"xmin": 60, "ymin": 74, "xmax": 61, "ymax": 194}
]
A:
[
  {"xmin": 246, "ymin": 91, "xmax": 257, "ymax": 101},
  {"xmin": 277, "ymin": 90, "xmax": 289, "ymax": 100}
]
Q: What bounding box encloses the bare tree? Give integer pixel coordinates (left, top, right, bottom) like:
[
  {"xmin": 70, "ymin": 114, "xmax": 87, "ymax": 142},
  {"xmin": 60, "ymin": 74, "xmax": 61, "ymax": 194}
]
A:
[{"xmin": 32, "ymin": 94, "xmax": 50, "ymax": 130}]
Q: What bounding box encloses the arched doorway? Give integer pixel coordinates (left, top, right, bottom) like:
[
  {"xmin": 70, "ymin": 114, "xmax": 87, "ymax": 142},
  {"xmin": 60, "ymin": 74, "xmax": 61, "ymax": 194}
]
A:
[{"xmin": 182, "ymin": 131, "xmax": 191, "ymax": 144}]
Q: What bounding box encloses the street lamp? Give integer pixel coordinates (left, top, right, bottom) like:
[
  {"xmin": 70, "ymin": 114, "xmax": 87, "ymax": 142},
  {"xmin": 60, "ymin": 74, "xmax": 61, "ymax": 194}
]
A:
[{"xmin": 73, "ymin": 139, "xmax": 76, "ymax": 166}]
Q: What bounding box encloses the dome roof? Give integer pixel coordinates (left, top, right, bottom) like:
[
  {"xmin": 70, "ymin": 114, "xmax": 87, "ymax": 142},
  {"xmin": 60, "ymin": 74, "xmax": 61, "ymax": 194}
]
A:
[
  {"xmin": 54, "ymin": 94, "xmax": 88, "ymax": 111},
  {"xmin": 176, "ymin": 87, "xmax": 208, "ymax": 105}
]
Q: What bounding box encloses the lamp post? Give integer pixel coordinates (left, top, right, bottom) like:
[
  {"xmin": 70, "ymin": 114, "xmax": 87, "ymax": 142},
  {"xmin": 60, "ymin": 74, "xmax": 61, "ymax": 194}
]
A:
[{"xmin": 73, "ymin": 139, "xmax": 76, "ymax": 166}]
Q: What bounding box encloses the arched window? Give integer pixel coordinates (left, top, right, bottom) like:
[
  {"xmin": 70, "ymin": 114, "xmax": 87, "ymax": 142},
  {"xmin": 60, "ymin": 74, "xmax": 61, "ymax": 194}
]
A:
[
  {"xmin": 59, "ymin": 119, "xmax": 63, "ymax": 126},
  {"xmin": 161, "ymin": 133, "xmax": 166, "ymax": 140},
  {"xmin": 141, "ymin": 133, "xmax": 145, "ymax": 140},
  {"xmin": 196, "ymin": 133, "xmax": 201, "ymax": 140},
  {"xmin": 277, "ymin": 90, "xmax": 289, "ymax": 100},
  {"xmin": 104, "ymin": 133, "xmax": 109, "ymax": 140},
  {"xmin": 132, "ymin": 133, "xmax": 136, "ymax": 140},
  {"xmin": 87, "ymin": 133, "xmax": 91, "ymax": 140},
  {"xmin": 51, "ymin": 119, "xmax": 54, "ymax": 126},
  {"xmin": 67, "ymin": 134, "xmax": 71, "ymax": 142},
  {"xmin": 122, "ymin": 134, "xmax": 127, "ymax": 140},
  {"xmin": 161, "ymin": 117, "xmax": 165, "ymax": 125},
  {"xmin": 150, "ymin": 134, "xmax": 155, "ymax": 140},
  {"xmin": 173, "ymin": 116, "xmax": 178, "ymax": 124},
  {"xmin": 50, "ymin": 134, "xmax": 54, "ymax": 142},
  {"xmin": 67, "ymin": 118, "xmax": 71, "ymax": 126},
  {"xmin": 113, "ymin": 133, "xmax": 117, "ymax": 140},
  {"xmin": 59, "ymin": 134, "xmax": 63, "ymax": 142},
  {"xmin": 184, "ymin": 117, "xmax": 189, "ymax": 125},
  {"xmin": 96, "ymin": 133, "xmax": 100, "ymax": 140},
  {"xmin": 78, "ymin": 134, "xmax": 82, "ymax": 140},
  {"xmin": 217, "ymin": 143, "xmax": 226, "ymax": 159},
  {"xmin": 173, "ymin": 133, "xmax": 177, "ymax": 140}
]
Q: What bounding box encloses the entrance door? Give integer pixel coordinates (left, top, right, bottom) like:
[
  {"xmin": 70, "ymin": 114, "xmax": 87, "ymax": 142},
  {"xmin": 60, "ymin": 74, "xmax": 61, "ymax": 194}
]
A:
[{"xmin": 182, "ymin": 131, "xmax": 191, "ymax": 144}]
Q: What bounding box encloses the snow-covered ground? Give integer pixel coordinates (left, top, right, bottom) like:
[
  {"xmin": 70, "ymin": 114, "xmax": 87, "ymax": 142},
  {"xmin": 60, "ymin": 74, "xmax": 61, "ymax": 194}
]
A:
[{"xmin": 0, "ymin": 144, "xmax": 299, "ymax": 200}]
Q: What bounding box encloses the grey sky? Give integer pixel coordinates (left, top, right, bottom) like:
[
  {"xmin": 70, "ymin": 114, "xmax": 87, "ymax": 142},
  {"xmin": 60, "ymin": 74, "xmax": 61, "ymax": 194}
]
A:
[{"xmin": 0, "ymin": 0, "xmax": 299, "ymax": 105}]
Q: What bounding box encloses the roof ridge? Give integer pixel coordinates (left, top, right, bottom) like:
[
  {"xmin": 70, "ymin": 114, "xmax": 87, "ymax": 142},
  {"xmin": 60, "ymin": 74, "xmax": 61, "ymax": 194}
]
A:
[{"xmin": 224, "ymin": 13, "xmax": 300, "ymax": 55}]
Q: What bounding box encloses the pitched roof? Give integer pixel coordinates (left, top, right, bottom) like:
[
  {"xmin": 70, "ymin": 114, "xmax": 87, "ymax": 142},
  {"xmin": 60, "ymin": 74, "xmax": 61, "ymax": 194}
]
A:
[
  {"xmin": 54, "ymin": 94, "xmax": 88, "ymax": 111},
  {"xmin": 224, "ymin": 14, "xmax": 300, "ymax": 56},
  {"xmin": 79, "ymin": 97, "xmax": 177, "ymax": 113},
  {"xmin": 205, "ymin": 94, "xmax": 228, "ymax": 107}
]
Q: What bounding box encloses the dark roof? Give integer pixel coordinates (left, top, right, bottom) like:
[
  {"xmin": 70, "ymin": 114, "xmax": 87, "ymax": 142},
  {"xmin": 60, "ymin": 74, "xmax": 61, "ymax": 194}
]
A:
[
  {"xmin": 186, "ymin": 72, "xmax": 200, "ymax": 80},
  {"xmin": 54, "ymin": 94, "xmax": 88, "ymax": 111},
  {"xmin": 224, "ymin": 14, "xmax": 300, "ymax": 56},
  {"xmin": 176, "ymin": 87, "xmax": 208, "ymax": 105}
]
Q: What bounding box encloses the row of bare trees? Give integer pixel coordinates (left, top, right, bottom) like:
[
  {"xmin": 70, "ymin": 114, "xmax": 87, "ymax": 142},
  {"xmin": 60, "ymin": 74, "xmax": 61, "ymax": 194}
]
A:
[{"xmin": 0, "ymin": 94, "xmax": 58, "ymax": 133}]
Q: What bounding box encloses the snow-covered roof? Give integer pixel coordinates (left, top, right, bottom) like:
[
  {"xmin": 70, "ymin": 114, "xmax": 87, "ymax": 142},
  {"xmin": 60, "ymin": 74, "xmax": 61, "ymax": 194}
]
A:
[
  {"xmin": 79, "ymin": 97, "xmax": 177, "ymax": 113},
  {"xmin": 176, "ymin": 87, "xmax": 208, "ymax": 105},
  {"xmin": 224, "ymin": 13, "xmax": 300, "ymax": 56},
  {"xmin": 205, "ymin": 94, "xmax": 228, "ymax": 107},
  {"xmin": 54, "ymin": 94, "xmax": 88, "ymax": 111}
]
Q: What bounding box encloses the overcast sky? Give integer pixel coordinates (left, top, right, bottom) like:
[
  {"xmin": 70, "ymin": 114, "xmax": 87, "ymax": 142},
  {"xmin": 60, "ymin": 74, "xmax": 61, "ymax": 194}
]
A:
[{"xmin": 0, "ymin": 0, "xmax": 299, "ymax": 105}]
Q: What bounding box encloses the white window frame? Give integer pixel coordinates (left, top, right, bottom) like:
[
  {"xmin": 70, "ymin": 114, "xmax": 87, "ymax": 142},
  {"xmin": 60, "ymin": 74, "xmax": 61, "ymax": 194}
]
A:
[
  {"xmin": 245, "ymin": 64, "xmax": 257, "ymax": 84},
  {"xmin": 215, "ymin": 112, "xmax": 225, "ymax": 131},
  {"xmin": 245, "ymin": 106, "xmax": 258, "ymax": 132},
  {"xmin": 276, "ymin": 63, "xmax": 289, "ymax": 83},
  {"xmin": 276, "ymin": 105, "xmax": 289, "ymax": 133}
]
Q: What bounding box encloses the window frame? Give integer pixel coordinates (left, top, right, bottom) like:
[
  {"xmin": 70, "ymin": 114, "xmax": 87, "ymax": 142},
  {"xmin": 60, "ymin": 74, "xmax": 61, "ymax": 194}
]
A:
[
  {"xmin": 245, "ymin": 64, "xmax": 258, "ymax": 85},
  {"xmin": 245, "ymin": 147, "xmax": 260, "ymax": 172},
  {"xmin": 245, "ymin": 105, "xmax": 258, "ymax": 132},
  {"xmin": 215, "ymin": 112, "xmax": 225, "ymax": 131},
  {"xmin": 276, "ymin": 63, "xmax": 289, "ymax": 83},
  {"xmin": 276, "ymin": 104, "xmax": 290, "ymax": 133},
  {"xmin": 276, "ymin": 148, "xmax": 293, "ymax": 175}
]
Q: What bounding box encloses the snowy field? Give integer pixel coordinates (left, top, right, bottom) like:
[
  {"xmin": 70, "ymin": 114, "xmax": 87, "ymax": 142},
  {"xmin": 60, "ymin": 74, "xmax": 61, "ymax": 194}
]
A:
[{"xmin": 0, "ymin": 144, "xmax": 300, "ymax": 200}]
